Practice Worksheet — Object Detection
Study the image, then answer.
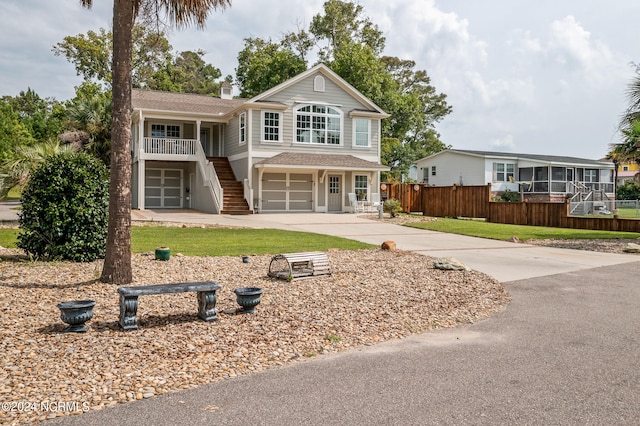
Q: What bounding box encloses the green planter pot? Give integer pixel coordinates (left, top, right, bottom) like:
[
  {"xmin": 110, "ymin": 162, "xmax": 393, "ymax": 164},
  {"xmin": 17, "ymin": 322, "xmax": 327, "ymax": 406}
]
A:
[{"xmin": 155, "ymin": 247, "xmax": 170, "ymax": 261}]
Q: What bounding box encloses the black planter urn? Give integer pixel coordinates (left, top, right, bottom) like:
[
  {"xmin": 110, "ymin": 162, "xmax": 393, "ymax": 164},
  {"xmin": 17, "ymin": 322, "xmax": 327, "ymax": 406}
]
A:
[
  {"xmin": 57, "ymin": 300, "xmax": 96, "ymax": 333},
  {"xmin": 234, "ymin": 287, "xmax": 263, "ymax": 314}
]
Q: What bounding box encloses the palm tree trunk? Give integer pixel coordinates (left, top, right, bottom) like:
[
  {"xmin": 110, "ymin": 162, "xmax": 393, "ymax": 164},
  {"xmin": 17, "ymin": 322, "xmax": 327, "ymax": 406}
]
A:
[{"xmin": 101, "ymin": 0, "xmax": 134, "ymax": 284}]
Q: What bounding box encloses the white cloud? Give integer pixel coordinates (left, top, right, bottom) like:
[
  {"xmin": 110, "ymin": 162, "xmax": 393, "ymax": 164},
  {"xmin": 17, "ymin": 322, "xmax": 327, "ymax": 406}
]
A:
[
  {"xmin": 510, "ymin": 15, "xmax": 626, "ymax": 88},
  {"xmin": 489, "ymin": 134, "xmax": 516, "ymax": 151}
]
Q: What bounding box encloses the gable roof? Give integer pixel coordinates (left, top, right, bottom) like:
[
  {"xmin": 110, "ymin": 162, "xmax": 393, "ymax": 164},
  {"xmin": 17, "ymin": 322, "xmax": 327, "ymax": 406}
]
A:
[
  {"xmin": 131, "ymin": 64, "xmax": 390, "ymax": 119},
  {"xmin": 248, "ymin": 64, "xmax": 390, "ymax": 117},
  {"xmin": 419, "ymin": 149, "xmax": 613, "ymax": 167},
  {"xmin": 255, "ymin": 152, "xmax": 389, "ymax": 171}
]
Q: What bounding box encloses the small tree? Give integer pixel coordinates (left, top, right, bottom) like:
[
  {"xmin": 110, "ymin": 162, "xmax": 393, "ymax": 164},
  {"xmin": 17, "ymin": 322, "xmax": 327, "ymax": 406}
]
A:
[
  {"xmin": 616, "ymin": 180, "xmax": 640, "ymax": 200},
  {"xmin": 18, "ymin": 152, "xmax": 109, "ymax": 261},
  {"xmin": 384, "ymin": 198, "xmax": 402, "ymax": 218}
]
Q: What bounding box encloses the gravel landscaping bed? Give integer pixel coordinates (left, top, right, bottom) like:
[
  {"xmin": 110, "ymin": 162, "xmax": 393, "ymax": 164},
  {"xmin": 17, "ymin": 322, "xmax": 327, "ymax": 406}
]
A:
[{"xmin": 0, "ymin": 247, "xmax": 508, "ymax": 424}]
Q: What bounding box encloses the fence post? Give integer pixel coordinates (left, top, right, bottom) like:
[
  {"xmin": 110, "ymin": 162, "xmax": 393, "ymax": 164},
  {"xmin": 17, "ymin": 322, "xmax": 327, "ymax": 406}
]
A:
[{"xmin": 486, "ymin": 183, "xmax": 492, "ymax": 221}]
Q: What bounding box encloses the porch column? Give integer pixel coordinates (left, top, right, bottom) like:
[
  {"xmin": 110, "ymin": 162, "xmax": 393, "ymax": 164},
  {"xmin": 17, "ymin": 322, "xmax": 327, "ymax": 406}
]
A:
[
  {"xmin": 137, "ymin": 159, "xmax": 145, "ymax": 210},
  {"xmin": 257, "ymin": 168, "xmax": 264, "ymax": 213},
  {"xmin": 196, "ymin": 120, "xmax": 202, "ymax": 155},
  {"xmin": 137, "ymin": 113, "xmax": 144, "ymax": 156},
  {"xmin": 137, "ymin": 113, "xmax": 145, "ymax": 210}
]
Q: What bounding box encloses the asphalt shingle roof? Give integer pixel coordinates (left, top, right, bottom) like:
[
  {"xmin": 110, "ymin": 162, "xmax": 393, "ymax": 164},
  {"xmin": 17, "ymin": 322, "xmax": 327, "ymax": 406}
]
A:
[
  {"xmin": 451, "ymin": 149, "xmax": 612, "ymax": 166},
  {"xmin": 255, "ymin": 153, "xmax": 388, "ymax": 170},
  {"xmin": 132, "ymin": 89, "xmax": 247, "ymax": 116}
]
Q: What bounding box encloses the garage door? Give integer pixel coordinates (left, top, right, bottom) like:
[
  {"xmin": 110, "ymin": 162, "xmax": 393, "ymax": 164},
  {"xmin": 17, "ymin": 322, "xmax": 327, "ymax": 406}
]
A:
[
  {"xmin": 262, "ymin": 173, "xmax": 313, "ymax": 212},
  {"xmin": 145, "ymin": 168, "xmax": 183, "ymax": 208}
]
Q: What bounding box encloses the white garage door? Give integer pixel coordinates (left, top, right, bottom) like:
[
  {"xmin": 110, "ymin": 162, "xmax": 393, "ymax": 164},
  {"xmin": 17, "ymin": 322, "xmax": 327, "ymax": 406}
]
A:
[
  {"xmin": 145, "ymin": 168, "xmax": 183, "ymax": 208},
  {"xmin": 262, "ymin": 173, "xmax": 313, "ymax": 212}
]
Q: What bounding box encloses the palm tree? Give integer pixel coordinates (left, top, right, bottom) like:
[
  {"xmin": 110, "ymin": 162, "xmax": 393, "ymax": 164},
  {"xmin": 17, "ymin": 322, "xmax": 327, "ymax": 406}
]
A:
[
  {"xmin": 0, "ymin": 139, "xmax": 77, "ymax": 199},
  {"xmin": 80, "ymin": 0, "xmax": 231, "ymax": 284},
  {"xmin": 621, "ymin": 69, "xmax": 640, "ymax": 133},
  {"xmin": 65, "ymin": 95, "xmax": 112, "ymax": 165},
  {"xmin": 606, "ymin": 147, "xmax": 622, "ymax": 194}
]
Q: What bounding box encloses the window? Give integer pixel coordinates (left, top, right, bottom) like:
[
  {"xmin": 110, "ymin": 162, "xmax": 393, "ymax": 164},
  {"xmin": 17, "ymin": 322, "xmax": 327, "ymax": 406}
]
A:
[
  {"xmin": 494, "ymin": 162, "xmax": 515, "ymax": 182},
  {"xmin": 354, "ymin": 175, "xmax": 368, "ymax": 201},
  {"xmin": 239, "ymin": 112, "xmax": 246, "ymax": 145},
  {"xmin": 534, "ymin": 166, "xmax": 548, "ymax": 181},
  {"xmin": 519, "ymin": 167, "xmax": 533, "ymax": 181},
  {"xmin": 584, "ymin": 169, "xmax": 598, "ymax": 183},
  {"xmin": 295, "ymin": 104, "xmax": 342, "ymax": 145},
  {"xmin": 431, "ymin": 166, "xmax": 437, "ymax": 176},
  {"xmin": 329, "ymin": 176, "xmax": 339, "ymax": 194},
  {"xmin": 551, "ymin": 167, "xmax": 565, "ymax": 181},
  {"xmin": 353, "ymin": 118, "xmax": 370, "ymax": 147},
  {"xmin": 151, "ymin": 124, "xmax": 180, "ymax": 138},
  {"xmin": 314, "ymin": 75, "xmax": 325, "ymax": 92},
  {"xmin": 623, "ymin": 165, "xmax": 629, "ymax": 171},
  {"xmin": 262, "ymin": 111, "xmax": 281, "ymax": 142}
]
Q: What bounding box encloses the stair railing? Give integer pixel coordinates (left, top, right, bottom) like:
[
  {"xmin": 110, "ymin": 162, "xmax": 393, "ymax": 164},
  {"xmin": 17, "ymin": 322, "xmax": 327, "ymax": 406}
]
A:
[
  {"xmin": 243, "ymin": 178, "xmax": 253, "ymax": 213},
  {"xmin": 195, "ymin": 146, "xmax": 223, "ymax": 213}
]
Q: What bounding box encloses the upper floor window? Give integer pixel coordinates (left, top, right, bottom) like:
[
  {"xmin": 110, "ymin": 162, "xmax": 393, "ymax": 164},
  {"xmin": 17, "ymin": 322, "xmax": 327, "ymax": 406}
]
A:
[
  {"xmin": 314, "ymin": 75, "xmax": 325, "ymax": 92},
  {"xmin": 151, "ymin": 124, "xmax": 180, "ymax": 138},
  {"xmin": 239, "ymin": 112, "xmax": 246, "ymax": 145},
  {"xmin": 295, "ymin": 104, "xmax": 342, "ymax": 145},
  {"xmin": 262, "ymin": 111, "xmax": 281, "ymax": 143},
  {"xmin": 493, "ymin": 162, "xmax": 515, "ymax": 182},
  {"xmin": 623, "ymin": 165, "xmax": 629, "ymax": 171},
  {"xmin": 353, "ymin": 118, "xmax": 370, "ymax": 147}
]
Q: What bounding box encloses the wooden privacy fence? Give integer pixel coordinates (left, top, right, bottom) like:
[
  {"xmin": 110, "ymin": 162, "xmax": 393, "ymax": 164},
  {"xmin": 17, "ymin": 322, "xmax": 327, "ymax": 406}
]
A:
[
  {"xmin": 382, "ymin": 183, "xmax": 640, "ymax": 233},
  {"xmin": 382, "ymin": 183, "xmax": 490, "ymax": 216},
  {"xmin": 488, "ymin": 202, "xmax": 640, "ymax": 232},
  {"xmin": 381, "ymin": 183, "xmax": 423, "ymax": 213}
]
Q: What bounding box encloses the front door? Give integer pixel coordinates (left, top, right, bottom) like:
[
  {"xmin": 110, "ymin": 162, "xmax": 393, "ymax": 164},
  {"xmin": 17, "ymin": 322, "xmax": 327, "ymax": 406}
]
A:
[
  {"xmin": 200, "ymin": 128, "xmax": 209, "ymax": 156},
  {"xmin": 328, "ymin": 175, "xmax": 342, "ymax": 212}
]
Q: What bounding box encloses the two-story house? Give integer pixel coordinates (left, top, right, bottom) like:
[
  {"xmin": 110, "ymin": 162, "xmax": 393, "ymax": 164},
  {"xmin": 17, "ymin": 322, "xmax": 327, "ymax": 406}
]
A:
[
  {"xmin": 131, "ymin": 64, "xmax": 389, "ymax": 214},
  {"xmin": 617, "ymin": 160, "xmax": 639, "ymax": 185}
]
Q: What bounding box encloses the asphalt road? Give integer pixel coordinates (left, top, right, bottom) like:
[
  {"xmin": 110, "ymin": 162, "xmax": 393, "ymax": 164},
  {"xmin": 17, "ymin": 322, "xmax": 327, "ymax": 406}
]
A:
[{"xmin": 49, "ymin": 260, "xmax": 640, "ymax": 425}]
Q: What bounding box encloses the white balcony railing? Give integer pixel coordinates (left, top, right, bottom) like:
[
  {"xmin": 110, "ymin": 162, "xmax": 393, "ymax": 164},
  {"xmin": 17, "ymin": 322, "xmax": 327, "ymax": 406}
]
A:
[
  {"xmin": 143, "ymin": 138, "xmax": 199, "ymax": 156},
  {"xmin": 139, "ymin": 136, "xmax": 223, "ymax": 213}
]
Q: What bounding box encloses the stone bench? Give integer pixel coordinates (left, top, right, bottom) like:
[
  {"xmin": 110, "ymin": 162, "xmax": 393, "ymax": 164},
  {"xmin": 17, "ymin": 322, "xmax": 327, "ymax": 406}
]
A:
[
  {"xmin": 118, "ymin": 281, "xmax": 221, "ymax": 330},
  {"xmin": 267, "ymin": 251, "xmax": 331, "ymax": 281}
]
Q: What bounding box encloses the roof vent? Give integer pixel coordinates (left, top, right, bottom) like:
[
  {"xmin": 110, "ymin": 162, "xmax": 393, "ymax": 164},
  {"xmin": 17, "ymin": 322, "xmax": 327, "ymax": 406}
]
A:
[{"xmin": 220, "ymin": 81, "xmax": 233, "ymax": 100}]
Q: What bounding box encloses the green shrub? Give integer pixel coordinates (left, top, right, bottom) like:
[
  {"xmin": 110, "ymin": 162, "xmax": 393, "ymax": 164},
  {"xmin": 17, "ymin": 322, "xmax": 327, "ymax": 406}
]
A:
[
  {"xmin": 384, "ymin": 198, "xmax": 402, "ymax": 218},
  {"xmin": 616, "ymin": 180, "xmax": 640, "ymax": 200},
  {"xmin": 17, "ymin": 152, "xmax": 109, "ymax": 261},
  {"xmin": 492, "ymin": 190, "xmax": 520, "ymax": 202}
]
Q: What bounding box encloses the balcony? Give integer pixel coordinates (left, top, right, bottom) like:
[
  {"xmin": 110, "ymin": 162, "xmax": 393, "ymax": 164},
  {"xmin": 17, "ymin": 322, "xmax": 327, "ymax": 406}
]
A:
[{"xmin": 140, "ymin": 137, "xmax": 199, "ymax": 160}]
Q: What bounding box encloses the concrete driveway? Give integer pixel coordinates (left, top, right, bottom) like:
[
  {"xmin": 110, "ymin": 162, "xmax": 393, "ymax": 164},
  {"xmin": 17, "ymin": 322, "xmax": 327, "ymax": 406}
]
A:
[{"xmin": 130, "ymin": 210, "xmax": 639, "ymax": 282}]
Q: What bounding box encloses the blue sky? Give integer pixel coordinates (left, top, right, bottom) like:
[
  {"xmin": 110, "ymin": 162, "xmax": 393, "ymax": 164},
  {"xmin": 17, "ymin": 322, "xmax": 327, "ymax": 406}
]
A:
[{"xmin": 2, "ymin": 0, "xmax": 639, "ymax": 160}]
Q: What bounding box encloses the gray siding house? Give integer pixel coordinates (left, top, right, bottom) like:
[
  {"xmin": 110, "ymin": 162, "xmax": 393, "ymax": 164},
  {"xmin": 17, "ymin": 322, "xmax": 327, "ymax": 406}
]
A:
[{"xmin": 131, "ymin": 64, "xmax": 389, "ymax": 214}]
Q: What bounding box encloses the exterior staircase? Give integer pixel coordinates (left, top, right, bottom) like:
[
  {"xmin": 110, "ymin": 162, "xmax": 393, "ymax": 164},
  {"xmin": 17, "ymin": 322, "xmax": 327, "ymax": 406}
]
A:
[{"xmin": 207, "ymin": 157, "xmax": 252, "ymax": 215}]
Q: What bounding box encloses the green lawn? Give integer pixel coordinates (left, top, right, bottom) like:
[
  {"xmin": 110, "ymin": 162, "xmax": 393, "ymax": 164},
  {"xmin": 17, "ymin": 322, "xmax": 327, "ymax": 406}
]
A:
[
  {"xmin": 6, "ymin": 187, "xmax": 21, "ymax": 201},
  {"xmin": 404, "ymin": 217, "xmax": 640, "ymax": 241},
  {"xmin": 0, "ymin": 226, "xmax": 374, "ymax": 256}
]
